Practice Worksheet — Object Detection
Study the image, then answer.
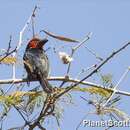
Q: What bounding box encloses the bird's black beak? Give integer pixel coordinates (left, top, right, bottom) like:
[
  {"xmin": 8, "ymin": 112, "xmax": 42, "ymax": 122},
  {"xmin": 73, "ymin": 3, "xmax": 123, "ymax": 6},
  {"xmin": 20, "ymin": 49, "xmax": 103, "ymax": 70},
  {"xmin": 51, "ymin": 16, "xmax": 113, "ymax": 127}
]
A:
[
  {"xmin": 39, "ymin": 38, "xmax": 48, "ymax": 45},
  {"xmin": 37, "ymin": 38, "xmax": 48, "ymax": 48}
]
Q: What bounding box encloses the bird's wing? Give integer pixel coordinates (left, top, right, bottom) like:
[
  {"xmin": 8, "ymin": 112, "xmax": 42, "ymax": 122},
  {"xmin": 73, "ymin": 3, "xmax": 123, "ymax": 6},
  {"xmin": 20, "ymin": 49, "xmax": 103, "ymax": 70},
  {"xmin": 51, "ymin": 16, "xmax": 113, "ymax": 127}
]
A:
[{"xmin": 23, "ymin": 49, "xmax": 52, "ymax": 93}]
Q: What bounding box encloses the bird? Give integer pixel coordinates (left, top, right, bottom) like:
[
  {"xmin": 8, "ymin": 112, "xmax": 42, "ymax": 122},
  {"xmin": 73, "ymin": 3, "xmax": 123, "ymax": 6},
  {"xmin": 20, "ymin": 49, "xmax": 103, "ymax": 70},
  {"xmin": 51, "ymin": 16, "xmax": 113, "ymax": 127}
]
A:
[{"xmin": 23, "ymin": 37, "xmax": 52, "ymax": 93}]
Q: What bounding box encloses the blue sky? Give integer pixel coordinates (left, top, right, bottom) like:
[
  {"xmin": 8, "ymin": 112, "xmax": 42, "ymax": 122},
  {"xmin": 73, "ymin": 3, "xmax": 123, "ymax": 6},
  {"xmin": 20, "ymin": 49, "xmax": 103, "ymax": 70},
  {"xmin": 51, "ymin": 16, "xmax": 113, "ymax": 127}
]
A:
[{"xmin": 0, "ymin": 0, "xmax": 130, "ymax": 130}]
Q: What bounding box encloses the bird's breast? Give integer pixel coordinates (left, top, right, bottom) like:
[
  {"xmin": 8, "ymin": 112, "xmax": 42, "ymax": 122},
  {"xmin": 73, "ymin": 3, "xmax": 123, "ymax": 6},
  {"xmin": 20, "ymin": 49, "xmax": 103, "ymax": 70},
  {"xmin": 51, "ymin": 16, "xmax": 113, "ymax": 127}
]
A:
[{"xmin": 24, "ymin": 48, "xmax": 50, "ymax": 78}]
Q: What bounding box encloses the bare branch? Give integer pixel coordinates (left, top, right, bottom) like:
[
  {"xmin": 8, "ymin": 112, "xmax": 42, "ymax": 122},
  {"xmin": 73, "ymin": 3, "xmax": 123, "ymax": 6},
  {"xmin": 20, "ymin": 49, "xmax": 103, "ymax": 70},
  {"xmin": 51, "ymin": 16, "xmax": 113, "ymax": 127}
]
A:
[
  {"xmin": 103, "ymin": 67, "xmax": 130, "ymax": 107},
  {"xmin": 56, "ymin": 41, "xmax": 130, "ymax": 98},
  {"xmin": 12, "ymin": 6, "xmax": 38, "ymax": 79},
  {"xmin": 85, "ymin": 46, "xmax": 103, "ymax": 61},
  {"xmin": 0, "ymin": 36, "xmax": 17, "ymax": 63},
  {"xmin": 0, "ymin": 77, "xmax": 130, "ymax": 96},
  {"xmin": 67, "ymin": 32, "xmax": 92, "ymax": 74},
  {"xmin": 6, "ymin": 35, "xmax": 12, "ymax": 54},
  {"xmin": 28, "ymin": 94, "xmax": 51, "ymax": 130},
  {"xmin": 59, "ymin": 32, "xmax": 92, "ymax": 88}
]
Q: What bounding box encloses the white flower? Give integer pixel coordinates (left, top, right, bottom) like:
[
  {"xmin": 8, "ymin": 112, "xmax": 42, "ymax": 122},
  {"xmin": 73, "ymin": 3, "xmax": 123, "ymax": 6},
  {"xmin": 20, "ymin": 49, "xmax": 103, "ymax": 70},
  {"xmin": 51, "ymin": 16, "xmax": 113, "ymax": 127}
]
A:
[{"xmin": 59, "ymin": 52, "xmax": 73, "ymax": 64}]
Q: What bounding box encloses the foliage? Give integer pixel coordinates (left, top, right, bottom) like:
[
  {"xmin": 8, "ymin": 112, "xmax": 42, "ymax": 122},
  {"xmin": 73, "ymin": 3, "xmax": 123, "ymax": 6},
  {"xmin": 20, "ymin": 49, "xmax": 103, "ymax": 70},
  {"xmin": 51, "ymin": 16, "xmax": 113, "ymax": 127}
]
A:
[{"xmin": 0, "ymin": 56, "xmax": 16, "ymax": 64}]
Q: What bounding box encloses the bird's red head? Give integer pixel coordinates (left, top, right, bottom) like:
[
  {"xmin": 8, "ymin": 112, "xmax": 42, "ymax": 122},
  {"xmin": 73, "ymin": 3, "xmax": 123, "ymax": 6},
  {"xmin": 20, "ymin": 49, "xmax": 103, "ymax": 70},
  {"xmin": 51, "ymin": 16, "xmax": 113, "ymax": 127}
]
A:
[{"xmin": 26, "ymin": 38, "xmax": 48, "ymax": 50}]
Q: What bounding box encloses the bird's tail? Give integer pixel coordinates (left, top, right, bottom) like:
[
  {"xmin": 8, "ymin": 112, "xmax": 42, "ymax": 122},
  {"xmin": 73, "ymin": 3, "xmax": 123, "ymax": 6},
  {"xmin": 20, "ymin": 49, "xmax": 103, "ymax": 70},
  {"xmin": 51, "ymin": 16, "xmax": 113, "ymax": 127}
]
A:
[{"xmin": 38, "ymin": 74, "xmax": 53, "ymax": 93}]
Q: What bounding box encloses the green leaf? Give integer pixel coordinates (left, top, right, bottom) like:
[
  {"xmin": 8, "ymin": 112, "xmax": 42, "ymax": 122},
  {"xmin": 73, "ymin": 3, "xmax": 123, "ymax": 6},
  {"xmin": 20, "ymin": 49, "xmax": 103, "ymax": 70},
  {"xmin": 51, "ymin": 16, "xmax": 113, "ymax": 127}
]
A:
[{"xmin": 73, "ymin": 86, "xmax": 112, "ymax": 97}]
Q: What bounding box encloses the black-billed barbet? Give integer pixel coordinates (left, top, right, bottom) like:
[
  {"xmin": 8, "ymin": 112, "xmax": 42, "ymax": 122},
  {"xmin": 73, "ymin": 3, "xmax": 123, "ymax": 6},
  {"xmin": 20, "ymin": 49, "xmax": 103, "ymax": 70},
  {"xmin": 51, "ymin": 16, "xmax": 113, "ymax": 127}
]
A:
[{"xmin": 23, "ymin": 37, "xmax": 52, "ymax": 93}]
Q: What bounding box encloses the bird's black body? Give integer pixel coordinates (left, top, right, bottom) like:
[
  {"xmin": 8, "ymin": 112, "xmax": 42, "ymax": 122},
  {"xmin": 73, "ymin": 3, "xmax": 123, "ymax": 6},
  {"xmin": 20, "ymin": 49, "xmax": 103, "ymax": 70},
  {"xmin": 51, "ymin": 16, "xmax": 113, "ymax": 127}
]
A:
[{"xmin": 23, "ymin": 38, "xmax": 52, "ymax": 93}]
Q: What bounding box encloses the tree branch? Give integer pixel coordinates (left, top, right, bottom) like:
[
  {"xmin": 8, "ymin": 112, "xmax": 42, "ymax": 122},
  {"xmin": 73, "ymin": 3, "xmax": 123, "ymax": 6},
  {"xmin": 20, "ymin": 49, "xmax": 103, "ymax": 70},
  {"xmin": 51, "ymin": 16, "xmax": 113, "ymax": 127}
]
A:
[
  {"xmin": 0, "ymin": 77, "xmax": 130, "ymax": 96},
  {"xmin": 55, "ymin": 41, "xmax": 130, "ymax": 98},
  {"xmin": 12, "ymin": 6, "xmax": 38, "ymax": 79},
  {"xmin": 67, "ymin": 32, "xmax": 92, "ymax": 74}
]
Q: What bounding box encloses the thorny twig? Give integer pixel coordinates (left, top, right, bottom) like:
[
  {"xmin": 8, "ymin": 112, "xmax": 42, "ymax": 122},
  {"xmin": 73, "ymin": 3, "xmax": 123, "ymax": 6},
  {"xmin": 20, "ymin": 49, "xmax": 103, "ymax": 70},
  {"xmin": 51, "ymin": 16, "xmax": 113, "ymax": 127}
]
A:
[
  {"xmin": 6, "ymin": 35, "xmax": 12, "ymax": 54},
  {"xmin": 76, "ymin": 112, "xmax": 92, "ymax": 130},
  {"xmin": 31, "ymin": 6, "xmax": 37, "ymax": 37},
  {"xmin": 0, "ymin": 36, "xmax": 17, "ymax": 63},
  {"xmin": 56, "ymin": 41, "xmax": 130, "ymax": 98},
  {"xmin": 59, "ymin": 32, "xmax": 92, "ymax": 88},
  {"xmin": 85, "ymin": 46, "xmax": 103, "ymax": 61},
  {"xmin": 0, "ymin": 77, "xmax": 130, "ymax": 96},
  {"xmin": 103, "ymin": 67, "xmax": 130, "ymax": 107},
  {"xmin": 67, "ymin": 32, "xmax": 92, "ymax": 74},
  {"xmin": 13, "ymin": 105, "xmax": 29, "ymax": 125},
  {"xmin": 28, "ymin": 94, "xmax": 52, "ymax": 130},
  {"xmin": 12, "ymin": 6, "xmax": 38, "ymax": 79},
  {"xmin": 75, "ymin": 64, "xmax": 97, "ymax": 79}
]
